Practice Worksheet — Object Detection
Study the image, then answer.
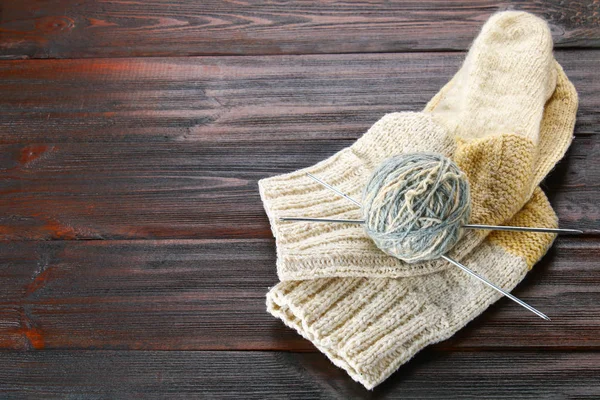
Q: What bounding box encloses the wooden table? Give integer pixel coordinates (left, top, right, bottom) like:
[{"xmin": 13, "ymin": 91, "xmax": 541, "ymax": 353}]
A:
[{"xmin": 1, "ymin": 1, "xmax": 599, "ymax": 398}]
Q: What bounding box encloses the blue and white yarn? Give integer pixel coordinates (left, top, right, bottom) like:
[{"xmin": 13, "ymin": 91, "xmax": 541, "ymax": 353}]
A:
[{"xmin": 362, "ymin": 153, "xmax": 471, "ymax": 263}]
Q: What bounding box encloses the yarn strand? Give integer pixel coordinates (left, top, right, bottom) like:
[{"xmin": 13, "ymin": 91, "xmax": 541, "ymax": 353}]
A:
[{"xmin": 362, "ymin": 153, "xmax": 471, "ymax": 263}]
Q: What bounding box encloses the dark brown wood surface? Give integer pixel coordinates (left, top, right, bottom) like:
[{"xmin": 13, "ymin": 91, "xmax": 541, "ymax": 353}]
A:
[
  {"xmin": 1, "ymin": 1, "xmax": 599, "ymax": 398},
  {"xmin": 1, "ymin": 52, "xmax": 599, "ymax": 144},
  {"xmin": 1, "ymin": 1, "xmax": 600, "ymax": 58},
  {"xmin": 0, "ymin": 237, "xmax": 598, "ymax": 352},
  {"xmin": 2, "ymin": 351, "xmax": 599, "ymax": 399},
  {"xmin": 0, "ymin": 138, "xmax": 596, "ymax": 241}
]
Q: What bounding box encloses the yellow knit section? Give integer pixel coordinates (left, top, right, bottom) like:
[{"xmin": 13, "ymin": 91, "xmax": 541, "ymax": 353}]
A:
[
  {"xmin": 429, "ymin": 61, "xmax": 577, "ymax": 205},
  {"xmin": 488, "ymin": 187, "xmax": 558, "ymax": 269},
  {"xmin": 532, "ymin": 62, "xmax": 579, "ymax": 189},
  {"xmin": 454, "ymin": 133, "xmax": 536, "ymax": 226}
]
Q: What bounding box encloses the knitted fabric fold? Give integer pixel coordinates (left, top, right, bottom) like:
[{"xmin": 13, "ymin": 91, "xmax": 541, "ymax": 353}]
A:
[
  {"xmin": 267, "ymin": 189, "xmax": 557, "ymax": 389},
  {"xmin": 260, "ymin": 11, "xmax": 578, "ymax": 389}
]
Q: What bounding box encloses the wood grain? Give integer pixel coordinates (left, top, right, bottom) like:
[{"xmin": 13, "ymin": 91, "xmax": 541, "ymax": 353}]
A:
[
  {"xmin": 1, "ymin": 2, "xmax": 600, "ymax": 396},
  {"xmin": 1, "ymin": 350, "xmax": 599, "ymax": 398},
  {"xmin": 1, "ymin": 1, "xmax": 599, "ymax": 59},
  {"xmin": 0, "ymin": 52, "xmax": 598, "ymax": 240},
  {"xmin": 0, "ymin": 136, "xmax": 597, "ymax": 240},
  {"xmin": 0, "ymin": 51, "xmax": 598, "ymax": 144},
  {"xmin": 0, "ymin": 237, "xmax": 597, "ymax": 351}
]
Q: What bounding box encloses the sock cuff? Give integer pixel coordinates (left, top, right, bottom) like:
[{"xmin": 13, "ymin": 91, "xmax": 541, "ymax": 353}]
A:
[
  {"xmin": 266, "ymin": 237, "xmax": 533, "ymax": 389},
  {"xmin": 266, "ymin": 277, "xmax": 445, "ymax": 389}
]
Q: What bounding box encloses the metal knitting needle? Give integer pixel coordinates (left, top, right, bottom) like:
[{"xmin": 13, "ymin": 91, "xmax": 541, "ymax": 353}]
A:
[
  {"xmin": 280, "ymin": 217, "xmax": 365, "ymax": 224},
  {"xmin": 463, "ymin": 224, "xmax": 582, "ymax": 234},
  {"xmin": 287, "ymin": 173, "xmax": 583, "ymax": 235},
  {"xmin": 280, "ymin": 217, "xmax": 582, "ymax": 234},
  {"xmin": 306, "ymin": 173, "xmax": 362, "ymax": 207},
  {"xmin": 290, "ymin": 173, "xmax": 551, "ymax": 320},
  {"xmin": 441, "ymin": 255, "xmax": 550, "ymax": 321},
  {"xmin": 281, "ymin": 219, "xmax": 551, "ymax": 319}
]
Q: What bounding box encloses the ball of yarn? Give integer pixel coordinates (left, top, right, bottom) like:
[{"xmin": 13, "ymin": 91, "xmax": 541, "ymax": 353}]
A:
[{"xmin": 362, "ymin": 153, "xmax": 471, "ymax": 263}]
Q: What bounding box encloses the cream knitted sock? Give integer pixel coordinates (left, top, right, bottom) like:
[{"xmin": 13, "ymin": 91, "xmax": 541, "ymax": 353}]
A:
[
  {"xmin": 430, "ymin": 11, "xmax": 558, "ymax": 142},
  {"xmin": 267, "ymin": 187, "xmax": 559, "ymax": 389},
  {"xmin": 260, "ymin": 11, "xmax": 578, "ymax": 389},
  {"xmin": 259, "ymin": 11, "xmax": 574, "ymax": 280}
]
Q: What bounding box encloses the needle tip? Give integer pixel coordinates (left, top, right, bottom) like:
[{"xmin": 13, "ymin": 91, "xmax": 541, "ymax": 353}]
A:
[{"xmin": 563, "ymin": 228, "xmax": 584, "ymax": 234}]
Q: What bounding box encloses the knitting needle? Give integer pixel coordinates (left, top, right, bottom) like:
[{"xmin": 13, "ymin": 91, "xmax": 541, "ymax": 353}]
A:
[
  {"xmin": 279, "ymin": 217, "xmax": 582, "ymax": 234},
  {"xmin": 280, "ymin": 217, "xmax": 365, "ymax": 224},
  {"xmin": 306, "ymin": 173, "xmax": 362, "ymax": 207},
  {"xmin": 441, "ymin": 255, "xmax": 550, "ymax": 321},
  {"xmin": 290, "ymin": 174, "xmax": 550, "ymax": 319},
  {"xmin": 279, "ymin": 221, "xmax": 551, "ymax": 320},
  {"xmin": 291, "ymin": 173, "xmax": 583, "ymax": 235},
  {"xmin": 463, "ymin": 224, "xmax": 582, "ymax": 234}
]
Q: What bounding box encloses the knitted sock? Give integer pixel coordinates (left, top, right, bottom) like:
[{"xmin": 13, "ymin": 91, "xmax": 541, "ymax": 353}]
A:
[
  {"xmin": 260, "ymin": 11, "xmax": 578, "ymax": 389},
  {"xmin": 259, "ymin": 11, "xmax": 575, "ymax": 280},
  {"xmin": 267, "ymin": 187, "xmax": 558, "ymax": 389}
]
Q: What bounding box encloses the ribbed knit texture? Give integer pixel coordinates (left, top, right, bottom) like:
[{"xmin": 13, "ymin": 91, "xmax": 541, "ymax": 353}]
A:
[{"xmin": 259, "ymin": 11, "xmax": 578, "ymax": 389}]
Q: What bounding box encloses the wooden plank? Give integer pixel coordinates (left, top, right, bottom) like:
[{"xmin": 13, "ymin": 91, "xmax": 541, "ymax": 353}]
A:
[
  {"xmin": 0, "ymin": 135, "xmax": 597, "ymax": 240},
  {"xmin": 1, "ymin": 350, "xmax": 599, "ymax": 398},
  {"xmin": 0, "ymin": 51, "xmax": 598, "ymax": 144},
  {"xmin": 1, "ymin": 1, "xmax": 599, "ymax": 59},
  {"xmin": 0, "ymin": 237, "xmax": 598, "ymax": 351},
  {"xmin": 0, "ymin": 239, "xmax": 311, "ymax": 351}
]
